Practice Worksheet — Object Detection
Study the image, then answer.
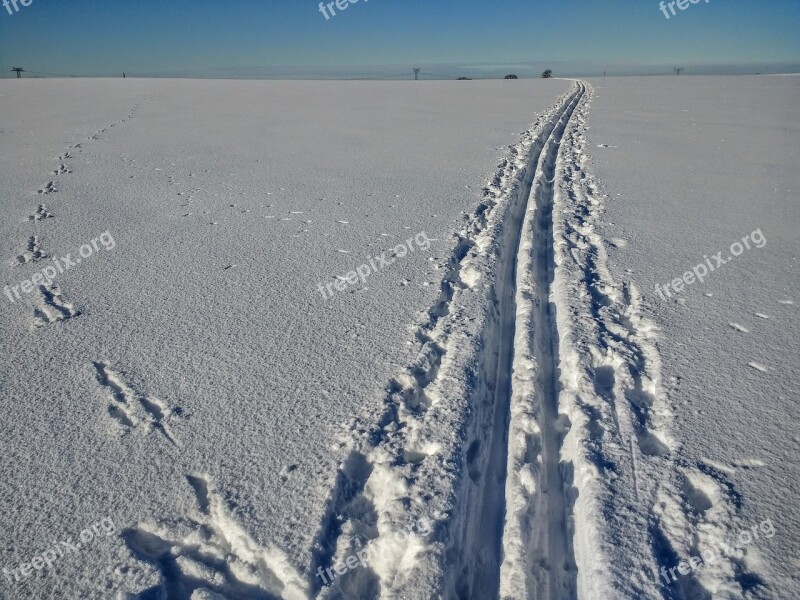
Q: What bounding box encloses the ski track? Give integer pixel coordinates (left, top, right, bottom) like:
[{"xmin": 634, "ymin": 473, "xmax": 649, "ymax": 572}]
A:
[
  {"xmin": 310, "ymin": 80, "xmax": 763, "ymax": 600},
  {"xmin": 310, "ymin": 84, "xmax": 587, "ymax": 600},
  {"xmin": 499, "ymin": 81, "xmax": 586, "ymax": 600}
]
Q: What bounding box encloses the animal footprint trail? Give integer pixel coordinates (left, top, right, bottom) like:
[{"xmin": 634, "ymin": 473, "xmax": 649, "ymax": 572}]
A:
[
  {"xmin": 14, "ymin": 99, "xmax": 145, "ymax": 260},
  {"xmin": 32, "ymin": 285, "xmax": 80, "ymax": 326},
  {"xmin": 120, "ymin": 475, "xmax": 307, "ymax": 600},
  {"xmin": 92, "ymin": 361, "xmax": 181, "ymax": 446},
  {"xmin": 46, "ymin": 98, "xmax": 145, "ymax": 182}
]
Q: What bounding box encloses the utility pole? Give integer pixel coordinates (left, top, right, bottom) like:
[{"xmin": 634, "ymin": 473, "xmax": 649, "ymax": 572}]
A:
[
  {"xmin": 11, "ymin": 67, "xmax": 24, "ymax": 78},
  {"xmin": 413, "ymin": 67, "xmax": 420, "ymax": 81}
]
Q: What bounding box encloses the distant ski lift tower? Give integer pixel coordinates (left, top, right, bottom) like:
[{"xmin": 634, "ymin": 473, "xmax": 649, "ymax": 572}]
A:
[
  {"xmin": 414, "ymin": 67, "xmax": 420, "ymax": 80},
  {"xmin": 11, "ymin": 67, "xmax": 24, "ymax": 78}
]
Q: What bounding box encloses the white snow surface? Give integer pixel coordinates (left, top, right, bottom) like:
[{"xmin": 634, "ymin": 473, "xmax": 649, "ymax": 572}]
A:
[
  {"xmin": 582, "ymin": 75, "xmax": 800, "ymax": 599},
  {"xmin": 0, "ymin": 78, "xmax": 573, "ymax": 599},
  {"xmin": 1, "ymin": 75, "xmax": 797, "ymax": 600}
]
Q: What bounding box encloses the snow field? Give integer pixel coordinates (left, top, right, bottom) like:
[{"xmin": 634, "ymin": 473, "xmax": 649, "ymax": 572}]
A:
[{"xmin": 1, "ymin": 73, "xmax": 796, "ymax": 599}]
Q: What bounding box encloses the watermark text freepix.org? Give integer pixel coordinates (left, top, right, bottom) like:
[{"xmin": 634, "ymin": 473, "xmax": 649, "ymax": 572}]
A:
[
  {"xmin": 659, "ymin": 0, "xmax": 709, "ymax": 20},
  {"xmin": 659, "ymin": 518, "xmax": 774, "ymax": 585},
  {"xmin": 2, "ymin": 517, "xmax": 116, "ymax": 585},
  {"xmin": 655, "ymin": 228, "xmax": 765, "ymax": 301},
  {"xmin": 317, "ymin": 230, "xmax": 431, "ymax": 300},
  {"xmin": 4, "ymin": 231, "xmax": 115, "ymax": 304},
  {"xmin": 3, "ymin": 0, "xmax": 33, "ymax": 16},
  {"xmin": 316, "ymin": 517, "xmax": 432, "ymax": 586},
  {"xmin": 319, "ymin": 0, "xmax": 369, "ymax": 20}
]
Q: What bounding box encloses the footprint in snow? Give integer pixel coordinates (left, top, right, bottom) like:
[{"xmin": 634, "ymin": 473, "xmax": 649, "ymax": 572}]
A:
[
  {"xmin": 280, "ymin": 464, "xmax": 298, "ymax": 482},
  {"xmin": 26, "ymin": 205, "xmax": 54, "ymax": 221},
  {"xmin": 37, "ymin": 181, "xmax": 58, "ymax": 195}
]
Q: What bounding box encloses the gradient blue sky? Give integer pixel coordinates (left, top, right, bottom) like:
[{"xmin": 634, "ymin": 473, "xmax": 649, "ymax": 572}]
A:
[{"xmin": 1, "ymin": 0, "xmax": 798, "ymax": 78}]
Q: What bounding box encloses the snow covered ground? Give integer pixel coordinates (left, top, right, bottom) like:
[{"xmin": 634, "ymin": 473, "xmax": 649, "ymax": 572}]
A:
[
  {"xmin": 0, "ymin": 76, "xmax": 796, "ymax": 600},
  {"xmin": 583, "ymin": 75, "xmax": 800, "ymax": 599}
]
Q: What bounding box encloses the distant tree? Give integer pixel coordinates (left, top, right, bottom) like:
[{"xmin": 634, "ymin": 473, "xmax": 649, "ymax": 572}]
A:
[
  {"xmin": 504, "ymin": 74, "xmax": 518, "ymax": 79},
  {"xmin": 541, "ymin": 69, "xmax": 553, "ymax": 78},
  {"xmin": 457, "ymin": 77, "xmax": 472, "ymax": 80}
]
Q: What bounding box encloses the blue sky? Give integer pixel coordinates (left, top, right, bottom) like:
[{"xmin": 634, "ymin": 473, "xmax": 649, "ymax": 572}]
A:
[{"xmin": 1, "ymin": 0, "xmax": 798, "ymax": 78}]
